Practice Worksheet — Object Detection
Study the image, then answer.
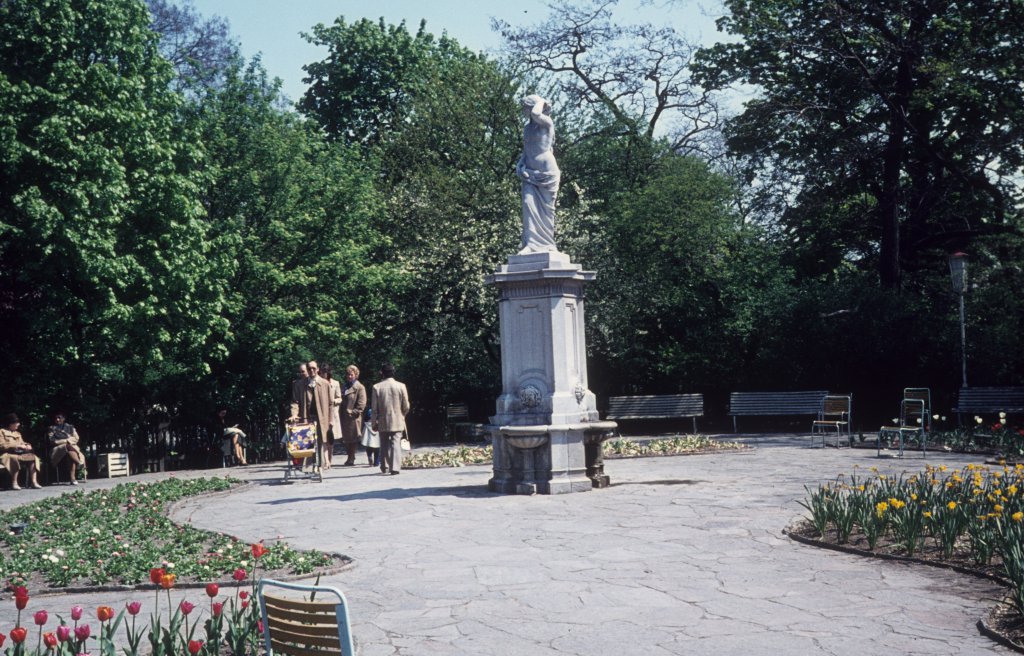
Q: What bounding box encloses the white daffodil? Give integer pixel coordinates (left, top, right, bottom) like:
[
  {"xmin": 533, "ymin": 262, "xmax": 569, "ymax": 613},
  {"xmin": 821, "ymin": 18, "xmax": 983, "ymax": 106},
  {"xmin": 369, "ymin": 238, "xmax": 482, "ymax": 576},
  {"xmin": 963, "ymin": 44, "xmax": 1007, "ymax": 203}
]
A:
[{"xmin": 975, "ymin": 416, "xmax": 984, "ymax": 424}]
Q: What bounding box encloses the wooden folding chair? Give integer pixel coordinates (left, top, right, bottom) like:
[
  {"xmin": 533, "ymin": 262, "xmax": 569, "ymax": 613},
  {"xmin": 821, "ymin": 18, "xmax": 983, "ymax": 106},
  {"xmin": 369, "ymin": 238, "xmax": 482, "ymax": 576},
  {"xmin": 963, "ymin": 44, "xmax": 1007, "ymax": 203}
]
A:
[{"xmin": 258, "ymin": 579, "xmax": 354, "ymax": 656}]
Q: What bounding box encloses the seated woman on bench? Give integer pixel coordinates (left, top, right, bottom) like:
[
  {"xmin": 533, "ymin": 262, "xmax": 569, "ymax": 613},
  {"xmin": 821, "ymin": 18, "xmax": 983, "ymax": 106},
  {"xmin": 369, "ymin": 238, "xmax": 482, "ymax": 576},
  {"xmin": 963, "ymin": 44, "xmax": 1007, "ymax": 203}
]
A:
[
  {"xmin": 47, "ymin": 411, "xmax": 86, "ymax": 484},
  {"xmin": 0, "ymin": 413, "xmax": 42, "ymax": 490}
]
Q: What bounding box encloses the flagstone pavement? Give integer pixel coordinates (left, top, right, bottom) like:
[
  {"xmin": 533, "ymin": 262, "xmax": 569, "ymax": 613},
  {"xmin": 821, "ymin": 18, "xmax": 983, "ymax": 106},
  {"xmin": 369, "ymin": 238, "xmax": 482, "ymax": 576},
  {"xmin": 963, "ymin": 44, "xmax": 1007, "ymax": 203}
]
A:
[{"xmin": 1, "ymin": 434, "xmax": 1016, "ymax": 654}]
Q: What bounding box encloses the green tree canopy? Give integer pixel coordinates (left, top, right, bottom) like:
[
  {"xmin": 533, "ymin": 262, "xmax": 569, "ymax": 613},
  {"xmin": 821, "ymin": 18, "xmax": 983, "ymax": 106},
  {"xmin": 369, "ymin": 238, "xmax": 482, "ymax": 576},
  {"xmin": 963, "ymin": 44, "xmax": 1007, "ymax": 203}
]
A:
[
  {"xmin": 0, "ymin": 0, "xmax": 227, "ymax": 427},
  {"xmin": 693, "ymin": 0, "xmax": 1024, "ymax": 288},
  {"xmin": 299, "ymin": 17, "xmax": 523, "ymax": 416},
  {"xmin": 192, "ymin": 58, "xmax": 395, "ymax": 418}
]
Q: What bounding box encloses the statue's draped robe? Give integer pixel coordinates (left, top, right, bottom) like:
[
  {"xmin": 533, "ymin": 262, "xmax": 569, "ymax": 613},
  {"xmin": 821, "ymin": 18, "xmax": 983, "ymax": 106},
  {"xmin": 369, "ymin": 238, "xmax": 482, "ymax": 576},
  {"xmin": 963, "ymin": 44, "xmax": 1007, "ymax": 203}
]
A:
[{"xmin": 516, "ymin": 157, "xmax": 560, "ymax": 253}]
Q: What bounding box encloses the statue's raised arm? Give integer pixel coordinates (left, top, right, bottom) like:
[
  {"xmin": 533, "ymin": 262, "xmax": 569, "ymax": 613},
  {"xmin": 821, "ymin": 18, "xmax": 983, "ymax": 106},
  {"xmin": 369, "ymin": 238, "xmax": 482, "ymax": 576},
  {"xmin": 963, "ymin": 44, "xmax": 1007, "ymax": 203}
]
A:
[{"xmin": 516, "ymin": 95, "xmax": 561, "ymax": 254}]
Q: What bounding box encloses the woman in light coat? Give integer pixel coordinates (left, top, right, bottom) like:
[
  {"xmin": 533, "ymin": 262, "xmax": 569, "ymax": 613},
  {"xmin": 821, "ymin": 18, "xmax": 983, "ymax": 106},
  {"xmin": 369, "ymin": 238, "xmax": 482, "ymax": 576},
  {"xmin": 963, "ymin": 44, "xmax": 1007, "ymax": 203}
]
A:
[{"xmin": 339, "ymin": 365, "xmax": 367, "ymax": 466}]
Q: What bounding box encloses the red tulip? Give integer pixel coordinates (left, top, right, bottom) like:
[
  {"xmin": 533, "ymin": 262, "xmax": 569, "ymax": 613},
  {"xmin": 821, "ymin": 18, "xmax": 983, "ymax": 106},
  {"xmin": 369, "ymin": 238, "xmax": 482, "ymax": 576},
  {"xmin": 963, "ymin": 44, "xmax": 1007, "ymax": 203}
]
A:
[
  {"xmin": 126, "ymin": 601, "xmax": 142, "ymax": 616},
  {"xmin": 15, "ymin": 595, "xmax": 28, "ymax": 610},
  {"xmin": 250, "ymin": 543, "xmax": 268, "ymax": 560},
  {"xmin": 188, "ymin": 639, "xmax": 204, "ymax": 655},
  {"xmin": 56, "ymin": 626, "xmax": 71, "ymax": 642},
  {"xmin": 10, "ymin": 627, "xmax": 28, "ymax": 644},
  {"xmin": 159, "ymin": 573, "xmax": 176, "ymax": 590},
  {"xmin": 0, "ymin": 631, "xmax": 6, "ymax": 647},
  {"xmin": 149, "ymin": 568, "xmax": 165, "ymax": 585},
  {"xmin": 74, "ymin": 624, "xmax": 90, "ymax": 641},
  {"xmin": 205, "ymin": 583, "xmax": 219, "ymax": 598},
  {"xmin": 241, "ymin": 600, "xmax": 249, "ymax": 609},
  {"xmin": 34, "ymin": 610, "xmax": 48, "ymax": 625},
  {"xmin": 239, "ymin": 591, "xmax": 248, "ymax": 601},
  {"xmin": 232, "ymin": 568, "xmax": 246, "ymax": 582},
  {"xmin": 257, "ymin": 620, "xmax": 264, "ymax": 634},
  {"xmin": 179, "ymin": 600, "xmax": 195, "ymax": 615},
  {"xmin": 43, "ymin": 632, "xmax": 58, "ymax": 649},
  {"xmin": 70, "ymin": 606, "xmax": 83, "ymax": 621},
  {"xmin": 96, "ymin": 606, "xmax": 114, "ymax": 622},
  {"xmin": 13, "ymin": 586, "xmax": 28, "ymax": 599},
  {"xmin": 211, "ymin": 602, "xmax": 224, "ymax": 618}
]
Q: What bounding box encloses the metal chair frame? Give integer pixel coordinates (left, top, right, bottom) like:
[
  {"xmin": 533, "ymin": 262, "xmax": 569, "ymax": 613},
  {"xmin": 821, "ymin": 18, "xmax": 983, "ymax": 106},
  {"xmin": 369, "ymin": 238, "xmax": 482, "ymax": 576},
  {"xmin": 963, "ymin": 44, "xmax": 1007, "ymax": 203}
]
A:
[
  {"xmin": 878, "ymin": 398, "xmax": 927, "ymax": 458},
  {"xmin": 258, "ymin": 579, "xmax": 354, "ymax": 656},
  {"xmin": 811, "ymin": 395, "xmax": 852, "ymax": 448}
]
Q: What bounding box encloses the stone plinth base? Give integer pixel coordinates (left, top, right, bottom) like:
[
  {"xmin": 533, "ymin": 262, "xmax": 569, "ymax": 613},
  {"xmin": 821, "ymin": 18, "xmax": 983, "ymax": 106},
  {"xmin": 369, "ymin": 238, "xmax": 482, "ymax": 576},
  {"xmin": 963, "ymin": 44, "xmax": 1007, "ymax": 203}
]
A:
[{"xmin": 488, "ymin": 422, "xmax": 616, "ymax": 495}]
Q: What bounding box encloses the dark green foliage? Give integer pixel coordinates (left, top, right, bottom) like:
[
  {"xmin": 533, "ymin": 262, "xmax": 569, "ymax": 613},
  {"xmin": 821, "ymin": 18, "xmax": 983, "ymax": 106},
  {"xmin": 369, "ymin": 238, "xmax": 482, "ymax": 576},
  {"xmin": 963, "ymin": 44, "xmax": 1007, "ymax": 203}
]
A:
[
  {"xmin": 0, "ymin": 0, "xmax": 228, "ymax": 429},
  {"xmin": 192, "ymin": 59, "xmax": 395, "ymax": 419}
]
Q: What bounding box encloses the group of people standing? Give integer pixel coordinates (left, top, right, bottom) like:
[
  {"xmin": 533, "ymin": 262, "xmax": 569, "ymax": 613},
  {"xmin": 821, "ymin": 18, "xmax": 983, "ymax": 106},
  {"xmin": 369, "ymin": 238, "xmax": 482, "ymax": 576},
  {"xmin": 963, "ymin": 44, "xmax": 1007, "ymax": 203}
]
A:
[
  {"xmin": 0, "ymin": 411, "xmax": 86, "ymax": 490},
  {"xmin": 288, "ymin": 360, "xmax": 410, "ymax": 475}
]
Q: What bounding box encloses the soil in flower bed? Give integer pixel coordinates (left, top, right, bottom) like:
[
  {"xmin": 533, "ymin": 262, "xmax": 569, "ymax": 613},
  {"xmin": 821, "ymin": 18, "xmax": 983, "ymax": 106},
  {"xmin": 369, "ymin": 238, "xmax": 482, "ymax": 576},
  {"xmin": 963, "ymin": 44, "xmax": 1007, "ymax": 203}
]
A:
[
  {"xmin": 788, "ymin": 519, "xmax": 1024, "ymax": 650},
  {"xmin": 0, "ymin": 477, "xmax": 346, "ymax": 592}
]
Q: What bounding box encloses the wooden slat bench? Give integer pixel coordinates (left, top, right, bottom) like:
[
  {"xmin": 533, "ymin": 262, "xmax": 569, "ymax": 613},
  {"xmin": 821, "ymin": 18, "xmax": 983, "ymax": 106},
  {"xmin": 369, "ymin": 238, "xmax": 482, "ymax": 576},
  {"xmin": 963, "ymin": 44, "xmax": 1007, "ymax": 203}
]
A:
[
  {"xmin": 606, "ymin": 394, "xmax": 704, "ymax": 434},
  {"xmin": 729, "ymin": 390, "xmax": 829, "ymax": 432},
  {"xmin": 953, "ymin": 386, "xmax": 1024, "ymax": 423}
]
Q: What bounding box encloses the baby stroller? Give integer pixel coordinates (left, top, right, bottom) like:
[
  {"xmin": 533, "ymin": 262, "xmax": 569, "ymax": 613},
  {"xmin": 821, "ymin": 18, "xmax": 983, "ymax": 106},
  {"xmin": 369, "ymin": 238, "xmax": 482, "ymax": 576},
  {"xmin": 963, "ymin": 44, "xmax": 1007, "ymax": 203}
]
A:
[{"xmin": 283, "ymin": 422, "xmax": 322, "ymax": 483}]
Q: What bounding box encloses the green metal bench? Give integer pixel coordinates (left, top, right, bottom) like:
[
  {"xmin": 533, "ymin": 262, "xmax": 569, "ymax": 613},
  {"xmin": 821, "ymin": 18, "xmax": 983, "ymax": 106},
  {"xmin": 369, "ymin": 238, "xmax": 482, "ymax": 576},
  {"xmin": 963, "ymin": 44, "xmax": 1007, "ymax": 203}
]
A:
[
  {"xmin": 729, "ymin": 391, "xmax": 828, "ymax": 432},
  {"xmin": 953, "ymin": 386, "xmax": 1024, "ymax": 424},
  {"xmin": 606, "ymin": 394, "xmax": 704, "ymax": 434}
]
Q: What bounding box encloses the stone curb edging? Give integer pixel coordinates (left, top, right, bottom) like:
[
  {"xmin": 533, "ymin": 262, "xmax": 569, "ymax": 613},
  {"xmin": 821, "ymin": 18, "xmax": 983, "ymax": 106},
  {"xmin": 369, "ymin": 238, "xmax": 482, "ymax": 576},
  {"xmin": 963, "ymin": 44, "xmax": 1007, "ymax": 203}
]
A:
[
  {"xmin": 978, "ymin": 614, "xmax": 1024, "ymax": 655},
  {"xmin": 19, "ymin": 481, "xmax": 355, "ymax": 598},
  {"xmin": 784, "ymin": 520, "xmax": 1023, "ymax": 652}
]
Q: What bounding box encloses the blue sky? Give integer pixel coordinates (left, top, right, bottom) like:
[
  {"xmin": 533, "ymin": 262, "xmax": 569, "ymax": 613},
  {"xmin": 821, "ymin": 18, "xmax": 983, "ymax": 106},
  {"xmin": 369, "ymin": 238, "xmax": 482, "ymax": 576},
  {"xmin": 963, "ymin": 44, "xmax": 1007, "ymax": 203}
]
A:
[{"xmin": 189, "ymin": 0, "xmax": 729, "ymax": 103}]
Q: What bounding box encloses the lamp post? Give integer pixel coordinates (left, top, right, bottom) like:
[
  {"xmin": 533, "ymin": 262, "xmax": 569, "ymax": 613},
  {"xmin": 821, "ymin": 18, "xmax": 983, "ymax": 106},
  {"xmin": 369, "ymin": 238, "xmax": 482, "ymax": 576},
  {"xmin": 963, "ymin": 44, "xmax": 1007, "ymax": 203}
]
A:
[{"xmin": 948, "ymin": 252, "xmax": 968, "ymax": 388}]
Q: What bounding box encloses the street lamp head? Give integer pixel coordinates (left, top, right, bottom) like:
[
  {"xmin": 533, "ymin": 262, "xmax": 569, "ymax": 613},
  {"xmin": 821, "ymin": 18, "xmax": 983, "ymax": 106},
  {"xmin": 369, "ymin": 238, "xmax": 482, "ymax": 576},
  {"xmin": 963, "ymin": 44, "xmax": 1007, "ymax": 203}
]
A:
[{"xmin": 948, "ymin": 252, "xmax": 967, "ymax": 294}]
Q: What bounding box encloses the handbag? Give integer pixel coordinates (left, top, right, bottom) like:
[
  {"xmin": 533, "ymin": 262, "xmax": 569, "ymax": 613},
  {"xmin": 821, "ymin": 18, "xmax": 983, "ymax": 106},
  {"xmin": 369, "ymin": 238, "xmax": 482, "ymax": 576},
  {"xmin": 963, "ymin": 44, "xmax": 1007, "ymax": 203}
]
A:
[
  {"xmin": 400, "ymin": 436, "xmax": 411, "ymax": 452},
  {"xmin": 361, "ymin": 422, "xmax": 380, "ymax": 449}
]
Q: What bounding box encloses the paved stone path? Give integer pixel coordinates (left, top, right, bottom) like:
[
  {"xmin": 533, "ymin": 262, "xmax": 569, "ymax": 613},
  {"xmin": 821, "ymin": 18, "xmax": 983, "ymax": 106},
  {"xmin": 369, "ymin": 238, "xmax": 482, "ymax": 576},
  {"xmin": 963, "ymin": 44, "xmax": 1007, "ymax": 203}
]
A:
[{"xmin": 1, "ymin": 435, "xmax": 1016, "ymax": 654}]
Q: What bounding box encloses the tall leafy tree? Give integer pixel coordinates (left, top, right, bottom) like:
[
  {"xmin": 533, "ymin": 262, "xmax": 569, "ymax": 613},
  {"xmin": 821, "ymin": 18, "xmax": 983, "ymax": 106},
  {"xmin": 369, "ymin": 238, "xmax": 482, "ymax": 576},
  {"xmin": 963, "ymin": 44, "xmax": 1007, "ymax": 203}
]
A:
[
  {"xmin": 299, "ymin": 18, "xmax": 522, "ymax": 417},
  {"xmin": 693, "ymin": 0, "xmax": 1024, "ymax": 289},
  {"xmin": 193, "ymin": 59, "xmax": 395, "ymax": 418},
  {"xmin": 0, "ymin": 0, "xmax": 228, "ymax": 428}
]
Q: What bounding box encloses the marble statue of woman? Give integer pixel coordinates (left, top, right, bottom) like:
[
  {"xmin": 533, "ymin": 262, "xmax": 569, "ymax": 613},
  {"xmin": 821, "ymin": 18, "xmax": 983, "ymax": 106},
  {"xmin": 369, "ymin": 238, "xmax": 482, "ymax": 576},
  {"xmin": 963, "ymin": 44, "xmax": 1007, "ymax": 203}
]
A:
[{"xmin": 516, "ymin": 94, "xmax": 561, "ymax": 254}]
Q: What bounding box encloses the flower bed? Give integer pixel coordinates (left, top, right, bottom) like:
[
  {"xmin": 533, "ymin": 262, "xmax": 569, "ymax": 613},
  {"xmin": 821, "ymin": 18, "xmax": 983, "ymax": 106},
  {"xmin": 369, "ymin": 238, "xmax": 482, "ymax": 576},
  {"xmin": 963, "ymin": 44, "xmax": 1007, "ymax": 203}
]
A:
[
  {"xmin": 3, "ymin": 558, "xmax": 268, "ymax": 656},
  {"xmin": 602, "ymin": 436, "xmax": 748, "ymax": 458},
  {"xmin": 0, "ymin": 478, "xmax": 336, "ymax": 589},
  {"xmin": 403, "ymin": 436, "xmax": 746, "ymax": 469},
  {"xmin": 792, "ymin": 463, "xmax": 1024, "ymax": 650}
]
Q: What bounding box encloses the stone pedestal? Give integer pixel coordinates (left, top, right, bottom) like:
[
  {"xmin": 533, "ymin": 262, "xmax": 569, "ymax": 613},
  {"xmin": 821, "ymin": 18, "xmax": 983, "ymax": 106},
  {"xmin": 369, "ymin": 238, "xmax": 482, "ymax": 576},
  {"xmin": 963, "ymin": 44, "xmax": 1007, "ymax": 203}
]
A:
[{"xmin": 485, "ymin": 251, "xmax": 616, "ymax": 494}]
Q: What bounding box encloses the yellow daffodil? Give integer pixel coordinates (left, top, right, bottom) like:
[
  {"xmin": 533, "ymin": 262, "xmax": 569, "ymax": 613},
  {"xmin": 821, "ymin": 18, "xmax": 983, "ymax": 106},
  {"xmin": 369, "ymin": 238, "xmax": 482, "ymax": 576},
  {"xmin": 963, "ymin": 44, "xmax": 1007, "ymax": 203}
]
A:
[
  {"xmin": 1012, "ymin": 511, "xmax": 1023, "ymax": 522},
  {"xmin": 947, "ymin": 501, "xmax": 957, "ymax": 510}
]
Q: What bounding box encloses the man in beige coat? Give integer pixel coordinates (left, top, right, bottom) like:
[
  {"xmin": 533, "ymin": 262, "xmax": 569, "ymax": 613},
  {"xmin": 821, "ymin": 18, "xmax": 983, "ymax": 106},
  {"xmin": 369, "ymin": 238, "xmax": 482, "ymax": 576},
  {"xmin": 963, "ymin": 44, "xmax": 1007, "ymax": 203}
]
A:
[
  {"xmin": 371, "ymin": 363, "xmax": 410, "ymax": 475},
  {"xmin": 290, "ymin": 361, "xmax": 334, "ymax": 460}
]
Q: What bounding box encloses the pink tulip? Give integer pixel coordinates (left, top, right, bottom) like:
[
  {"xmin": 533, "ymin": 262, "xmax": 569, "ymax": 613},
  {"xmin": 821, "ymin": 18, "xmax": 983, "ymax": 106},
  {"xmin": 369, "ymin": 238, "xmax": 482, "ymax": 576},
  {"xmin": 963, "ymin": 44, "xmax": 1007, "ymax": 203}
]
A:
[
  {"xmin": 179, "ymin": 600, "xmax": 195, "ymax": 615},
  {"xmin": 56, "ymin": 626, "xmax": 71, "ymax": 643},
  {"xmin": 211, "ymin": 602, "xmax": 223, "ymax": 618},
  {"xmin": 126, "ymin": 601, "xmax": 142, "ymax": 616},
  {"xmin": 34, "ymin": 610, "xmax": 48, "ymax": 626},
  {"xmin": 74, "ymin": 624, "xmax": 90, "ymax": 641},
  {"xmin": 70, "ymin": 606, "xmax": 83, "ymax": 621}
]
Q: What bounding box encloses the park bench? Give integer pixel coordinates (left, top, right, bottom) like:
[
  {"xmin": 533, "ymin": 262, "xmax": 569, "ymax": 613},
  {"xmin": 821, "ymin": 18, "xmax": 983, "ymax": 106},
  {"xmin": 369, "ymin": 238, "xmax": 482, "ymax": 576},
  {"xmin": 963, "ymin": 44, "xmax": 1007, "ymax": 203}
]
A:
[
  {"xmin": 953, "ymin": 386, "xmax": 1024, "ymax": 423},
  {"xmin": 728, "ymin": 390, "xmax": 829, "ymax": 432},
  {"xmin": 606, "ymin": 394, "xmax": 704, "ymax": 434}
]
